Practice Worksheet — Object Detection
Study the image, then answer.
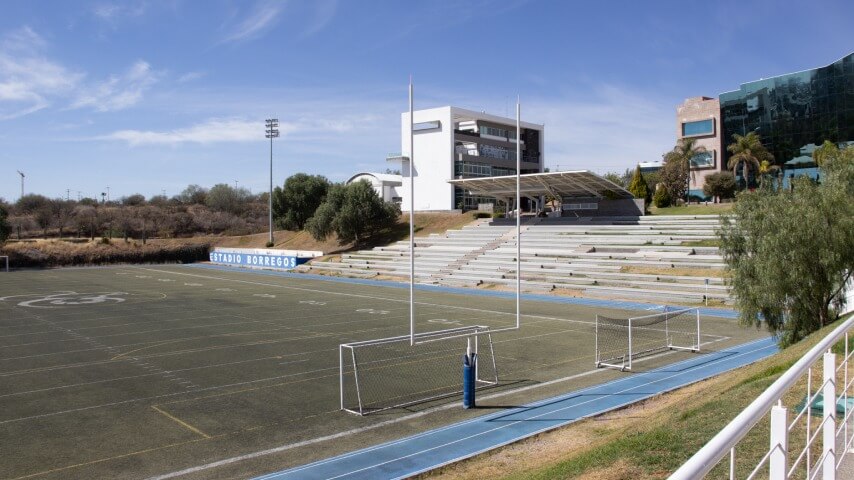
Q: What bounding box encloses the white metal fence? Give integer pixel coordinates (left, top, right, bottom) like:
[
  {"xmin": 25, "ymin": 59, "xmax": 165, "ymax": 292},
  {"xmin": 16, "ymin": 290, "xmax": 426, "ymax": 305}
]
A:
[{"xmin": 670, "ymin": 315, "xmax": 854, "ymax": 480}]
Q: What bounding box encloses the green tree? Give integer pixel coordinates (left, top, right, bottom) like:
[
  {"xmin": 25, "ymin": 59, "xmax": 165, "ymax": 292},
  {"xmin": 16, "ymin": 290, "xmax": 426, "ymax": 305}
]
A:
[
  {"xmin": 652, "ymin": 186, "xmax": 671, "ymax": 208},
  {"xmin": 727, "ymin": 132, "xmax": 774, "ymax": 189},
  {"xmin": 812, "ymin": 140, "xmax": 840, "ymax": 167},
  {"xmin": 15, "ymin": 194, "xmax": 50, "ymax": 214},
  {"xmin": 307, "ymin": 181, "xmax": 401, "ymax": 245},
  {"xmin": 627, "ymin": 166, "xmax": 651, "ymax": 205},
  {"xmin": 205, "ymin": 184, "xmax": 248, "ymax": 214},
  {"xmin": 719, "ymin": 146, "xmax": 854, "ymax": 347},
  {"xmin": 702, "ymin": 171, "xmax": 737, "ymax": 202},
  {"xmin": 176, "ymin": 184, "xmax": 208, "ymax": 205},
  {"xmin": 122, "ymin": 194, "xmax": 146, "ymax": 206},
  {"xmin": 758, "ymin": 160, "xmax": 781, "ymax": 189},
  {"xmin": 0, "ymin": 204, "xmax": 10, "ymax": 243},
  {"xmin": 272, "ymin": 173, "xmax": 330, "ymax": 231}
]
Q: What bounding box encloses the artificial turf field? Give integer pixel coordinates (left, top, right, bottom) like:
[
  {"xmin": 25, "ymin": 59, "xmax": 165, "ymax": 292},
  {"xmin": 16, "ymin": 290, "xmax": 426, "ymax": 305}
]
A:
[{"xmin": 0, "ymin": 264, "xmax": 767, "ymax": 480}]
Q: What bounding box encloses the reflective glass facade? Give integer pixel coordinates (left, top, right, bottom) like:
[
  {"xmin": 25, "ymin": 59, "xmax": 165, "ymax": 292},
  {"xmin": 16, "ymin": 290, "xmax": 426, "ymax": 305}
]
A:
[{"xmin": 720, "ymin": 53, "xmax": 854, "ymax": 169}]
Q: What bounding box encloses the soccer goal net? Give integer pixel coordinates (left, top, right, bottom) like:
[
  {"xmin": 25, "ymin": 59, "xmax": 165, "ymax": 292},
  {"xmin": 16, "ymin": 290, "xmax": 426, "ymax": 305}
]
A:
[
  {"xmin": 595, "ymin": 307, "xmax": 700, "ymax": 371},
  {"xmin": 340, "ymin": 325, "xmax": 498, "ymax": 415}
]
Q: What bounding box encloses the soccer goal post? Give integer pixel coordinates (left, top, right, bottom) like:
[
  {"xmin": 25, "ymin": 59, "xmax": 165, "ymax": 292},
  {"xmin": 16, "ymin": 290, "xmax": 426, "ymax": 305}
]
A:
[
  {"xmin": 340, "ymin": 325, "xmax": 498, "ymax": 415},
  {"xmin": 595, "ymin": 307, "xmax": 700, "ymax": 371}
]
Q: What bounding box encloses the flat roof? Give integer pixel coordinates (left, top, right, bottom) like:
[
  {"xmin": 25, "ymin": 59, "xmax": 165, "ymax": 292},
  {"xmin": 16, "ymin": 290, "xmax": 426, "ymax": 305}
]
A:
[{"xmin": 448, "ymin": 170, "xmax": 633, "ymax": 199}]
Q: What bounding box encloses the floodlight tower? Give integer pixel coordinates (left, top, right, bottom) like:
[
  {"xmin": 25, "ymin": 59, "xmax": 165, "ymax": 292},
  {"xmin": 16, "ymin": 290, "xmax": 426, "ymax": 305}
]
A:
[
  {"xmin": 265, "ymin": 118, "xmax": 280, "ymax": 246},
  {"xmin": 16, "ymin": 170, "xmax": 24, "ymax": 198}
]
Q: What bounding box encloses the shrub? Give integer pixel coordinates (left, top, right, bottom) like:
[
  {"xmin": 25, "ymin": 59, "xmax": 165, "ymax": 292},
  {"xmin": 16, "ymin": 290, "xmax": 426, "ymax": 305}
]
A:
[{"xmin": 653, "ymin": 187, "xmax": 672, "ymax": 208}]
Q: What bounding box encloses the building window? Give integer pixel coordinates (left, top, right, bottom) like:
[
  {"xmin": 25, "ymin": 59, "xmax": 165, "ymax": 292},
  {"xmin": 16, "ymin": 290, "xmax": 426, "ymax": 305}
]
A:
[
  {"xmin": 682, "ymin": 119, "xmax": 714, "ymax": 137},
  {"xmin": 690, "ymin": 151, "xmax": 715, "ymax": 169},
  {"xmin": 479, "ymin": 126, "xmax": 516, "ymax": 140}
]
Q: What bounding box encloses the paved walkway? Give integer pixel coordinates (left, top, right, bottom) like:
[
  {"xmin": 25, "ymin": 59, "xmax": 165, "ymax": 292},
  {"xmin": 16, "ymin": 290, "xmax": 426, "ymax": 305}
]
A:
[{"xmin": 254, "ymin": 337, "xmax": 778, "ymax": 480}]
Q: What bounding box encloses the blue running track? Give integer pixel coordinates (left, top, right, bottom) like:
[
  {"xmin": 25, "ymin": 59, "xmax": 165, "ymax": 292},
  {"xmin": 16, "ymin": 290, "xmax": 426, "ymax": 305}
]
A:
[{"xmin": 255, "ymin": 336, "xmax": 778, "ymax": 480}]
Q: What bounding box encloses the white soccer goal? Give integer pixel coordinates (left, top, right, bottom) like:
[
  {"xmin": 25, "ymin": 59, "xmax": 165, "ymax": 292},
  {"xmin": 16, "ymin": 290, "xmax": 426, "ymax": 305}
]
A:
[
  {"xmin": 0, "ymin": 256, "xmax": 8, "ymax": 272},
  {"xmin": 595, "ymin": 307, "xmax": 700, "ymax": 371},
  {"xmin": 340, "ymin": 325, "xmax": 498, "ymax": 415}
]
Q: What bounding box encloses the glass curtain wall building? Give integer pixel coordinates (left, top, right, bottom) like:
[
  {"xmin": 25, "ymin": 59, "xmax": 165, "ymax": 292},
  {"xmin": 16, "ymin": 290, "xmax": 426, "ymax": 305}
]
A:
[{"xmin": 719, "ymin": 52, "xmax": 853, "ymax": 186}]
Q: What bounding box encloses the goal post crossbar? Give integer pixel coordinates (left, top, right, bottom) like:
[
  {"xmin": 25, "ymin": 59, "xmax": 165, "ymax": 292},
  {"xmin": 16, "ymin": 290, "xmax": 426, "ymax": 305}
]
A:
[
  {"xmin": 340, "ymin": 325, "xmax": 498, "ymax": 415},
  {"xmin": 595, "ymin": 307, "xmax": 701, "ymax": 371}
]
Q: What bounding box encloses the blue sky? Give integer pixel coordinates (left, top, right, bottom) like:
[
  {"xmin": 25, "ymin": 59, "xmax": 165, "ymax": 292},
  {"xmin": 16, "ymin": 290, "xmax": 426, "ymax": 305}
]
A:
[{"xmin": 0, "ymin": 0, "xmax": 851, "ymax": 202}]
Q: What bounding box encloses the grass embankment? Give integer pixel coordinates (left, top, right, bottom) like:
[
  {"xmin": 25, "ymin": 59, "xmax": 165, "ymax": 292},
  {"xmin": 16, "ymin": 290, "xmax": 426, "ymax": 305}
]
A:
[
  {"xmin": 425, "ymin": 318, "xmax": 852, "ymax": 480},
  {"xmin": 0, "ymin": 239, "xmax": 209, "ymax": 268},
  {"xmin": 1, "ymin": 212, "xmax": 476, "ymax": 267},
  {"xmin": 649, "ymin": 203, "xmax": 734, "ymax": 216}
]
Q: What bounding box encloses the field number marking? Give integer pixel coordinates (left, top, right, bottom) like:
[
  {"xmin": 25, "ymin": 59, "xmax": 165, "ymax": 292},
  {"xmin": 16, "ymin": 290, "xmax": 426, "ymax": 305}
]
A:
[
  {"xmin": 356, "ymin": 308, "xmax": 389, "ymax": 315},
  {"xmin": 13, "ymin": 292, "xmax": 128, "ymax": 308}
]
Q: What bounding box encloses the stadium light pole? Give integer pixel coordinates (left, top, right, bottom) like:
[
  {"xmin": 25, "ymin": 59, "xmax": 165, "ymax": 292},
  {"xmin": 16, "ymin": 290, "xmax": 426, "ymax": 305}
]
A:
[
  {"xmin": 16, "ymin": 171, "xmax": 24, "ymax": 199},
  {"xmin": 409, "ymin": 77, "xmax": 415, "ymax": 346},
  {"xmin": 515, "ymin": 96, "xmax": 521, "ymax": 330},
  {"xmin": 265, "ymin": 118, "xmax": 279, "ymax": 246}
]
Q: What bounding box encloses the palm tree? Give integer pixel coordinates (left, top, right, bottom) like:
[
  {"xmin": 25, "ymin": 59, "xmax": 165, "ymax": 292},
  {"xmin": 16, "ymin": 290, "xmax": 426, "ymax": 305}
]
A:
[
  {"xmin": 727, "ymin": 132, "xmax": 774, "ymax": 189},
  {"xmin": 758, "ymin": 159, "xmax": 780, "ymax": 189},
  {"xmin": 666, "ymin": 138, "xmax": 707, "ymax": 203}
]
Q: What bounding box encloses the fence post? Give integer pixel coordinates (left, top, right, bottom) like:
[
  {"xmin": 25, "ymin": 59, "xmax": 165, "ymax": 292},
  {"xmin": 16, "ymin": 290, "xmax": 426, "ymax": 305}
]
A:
[
  {"xmin": 769, "ymin": 404, "xmax": 788, "ymax": 479},
  {"xmin": 823, "ymin": 351, "xmax": 836, "ymax": 480}
]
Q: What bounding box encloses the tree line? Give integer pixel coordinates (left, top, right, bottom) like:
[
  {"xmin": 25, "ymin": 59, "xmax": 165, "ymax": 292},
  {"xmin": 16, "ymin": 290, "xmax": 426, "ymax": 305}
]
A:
[
  {"xmin": 0, "ymin": 176, "xmax": 401, "ymax": 247},
  {"xmin": 0, "ymin": 183, "xmax": 271, "ymax": 242},
  {"xmin": 602, "ymin": 132, "xmax": 837, "ymax": 209}
]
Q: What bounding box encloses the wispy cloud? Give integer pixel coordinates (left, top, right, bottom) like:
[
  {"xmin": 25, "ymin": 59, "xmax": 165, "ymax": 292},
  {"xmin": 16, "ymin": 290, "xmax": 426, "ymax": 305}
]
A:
[
  {"xmin": 101, "ymin": 118, "xmax": 278, "ymax": 146},
  {"xmin": 71, "ymin": 60, "xmax": 160, "ymax": 112},
  {"xmin": 222, "ymin": 1, "xmax": 283, "ymax": 43},
  {"xmin": 301, "ymin": 0, "xmax": 337, "ymax": 38},
  {"xmin": 177, "ymin": 71, "xmax": 206, "ymax": 83},
  {"xmin": 0, "ymin": 27, "xmax": 83, "ymax": 119},
  {"xmin": 93, "ymin": 2, "xmax": 148, "ymax": 22}
]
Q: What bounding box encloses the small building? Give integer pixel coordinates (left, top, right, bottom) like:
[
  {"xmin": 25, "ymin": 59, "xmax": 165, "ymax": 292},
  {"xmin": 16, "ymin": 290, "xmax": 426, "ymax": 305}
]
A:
[
  {"xmin": 346, "ymin": 172, "xmax": 403, "ymax": 204},
  {"xmin": 389, "ymin": 106, "xmax": 545, "ymax": 211}
]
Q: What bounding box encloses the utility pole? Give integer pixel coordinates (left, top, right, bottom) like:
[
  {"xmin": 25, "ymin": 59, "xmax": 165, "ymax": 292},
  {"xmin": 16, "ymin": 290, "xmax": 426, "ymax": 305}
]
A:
[
  {"xmin": 16, "ymin": 171, "xmax": 24, "ymax": 198},
  {"xmin": 265, "ymin": 118, "xmax": 279, "ymax": 247},
  {"xmin": 106, "ymin": 186, "xmax": 110, "ymax": 203},
  {"xmin": 66, "ymin": 189, "xmax": 70, "ymax": 201}
]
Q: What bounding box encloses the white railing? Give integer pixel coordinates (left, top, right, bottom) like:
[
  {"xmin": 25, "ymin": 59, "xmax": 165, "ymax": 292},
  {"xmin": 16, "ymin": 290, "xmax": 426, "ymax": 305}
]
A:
[{"xmin": 670, "ymin": 314, "xmax": 854, "ymax": 480}]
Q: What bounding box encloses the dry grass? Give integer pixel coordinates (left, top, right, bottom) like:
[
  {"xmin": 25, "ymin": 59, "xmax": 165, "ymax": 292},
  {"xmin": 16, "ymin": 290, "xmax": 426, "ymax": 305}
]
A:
[
  {"xmin": 0, "ymin": 238, "xmax": 209, "ymax": 268},
  {"xmin": 619, "ymin": 265, "xmax": 728, "ymax": 278}
]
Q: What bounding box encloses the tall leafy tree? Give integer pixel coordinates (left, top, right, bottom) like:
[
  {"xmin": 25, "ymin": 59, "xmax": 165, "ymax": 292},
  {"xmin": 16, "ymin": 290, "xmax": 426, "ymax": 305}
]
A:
[
  {"xmin": 0, "ymin": 204, "xmax": 10, "ymax": 242},
  {"xmin": 272, "ymin": 173, "xmax": 330, "ymax": 230},
  {"xmin": 727, "ymin": 132, "xmax": 774, "ymax": 189},
  {"xmin": 719, "ymin": 146, "xmax": 854, "ymax": 346},
  {"xmin": 307, "ymin": 181, "xmax": 400, "ymax": 245},
  {"xmin": 627, "ymin": 166, "xmax": 651, "ymax": 205}
]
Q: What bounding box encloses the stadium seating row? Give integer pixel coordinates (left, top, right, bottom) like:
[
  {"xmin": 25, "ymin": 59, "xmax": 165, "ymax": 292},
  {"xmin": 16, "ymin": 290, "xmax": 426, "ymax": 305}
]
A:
[{"xmin": 301, "ymin": 215, "xmax": 731, "ymax": 304}]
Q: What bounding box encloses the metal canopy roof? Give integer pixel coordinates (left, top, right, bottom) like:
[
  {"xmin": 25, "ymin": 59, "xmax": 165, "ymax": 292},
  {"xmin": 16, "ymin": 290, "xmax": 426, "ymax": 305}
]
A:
[{"xmin": 448, "ymin": 170, "xmax": 633, "ymax": 200}]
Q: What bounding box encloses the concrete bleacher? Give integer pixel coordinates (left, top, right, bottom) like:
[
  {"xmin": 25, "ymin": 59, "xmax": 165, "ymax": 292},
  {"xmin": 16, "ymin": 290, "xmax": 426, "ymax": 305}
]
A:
[{"xmin": 302, "ymin": 215, "xmax": 731, "ymax": 304}]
